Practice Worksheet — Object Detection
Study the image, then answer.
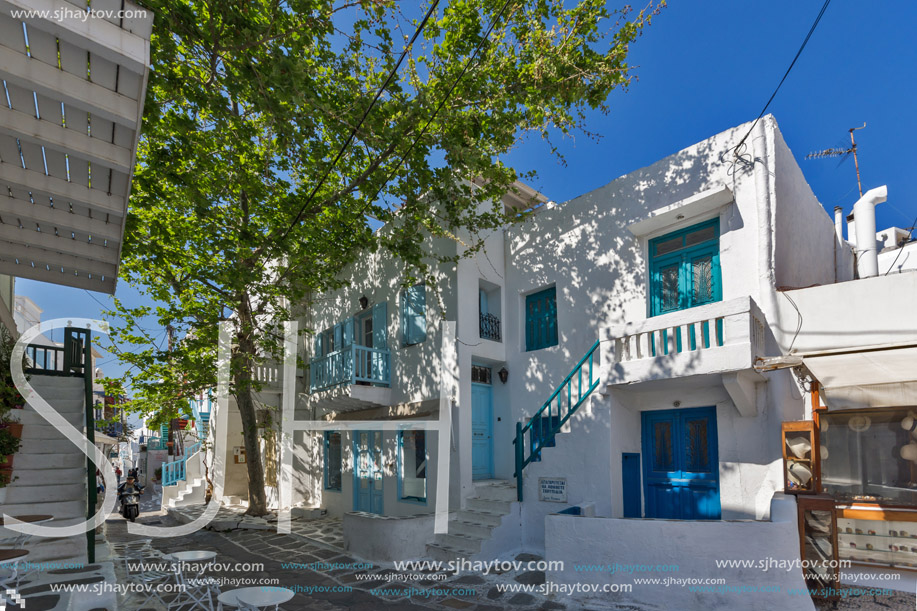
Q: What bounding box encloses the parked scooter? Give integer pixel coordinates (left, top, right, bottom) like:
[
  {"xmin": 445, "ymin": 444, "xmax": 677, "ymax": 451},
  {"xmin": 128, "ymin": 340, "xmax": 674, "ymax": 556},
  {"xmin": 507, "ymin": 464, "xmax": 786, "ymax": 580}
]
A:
[{"xmin": 118, "ymin": 477, "xmax": 144, "ymax": 522}]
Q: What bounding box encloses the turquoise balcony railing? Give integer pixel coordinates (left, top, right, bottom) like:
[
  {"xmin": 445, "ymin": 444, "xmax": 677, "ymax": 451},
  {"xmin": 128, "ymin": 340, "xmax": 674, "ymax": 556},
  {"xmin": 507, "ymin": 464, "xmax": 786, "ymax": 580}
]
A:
[
  {"xmin": 310, "ymin": 345, "xmax": 390, "ymax": 392},
  {"xmin": 145, "ymin": 437, "xmax": 167, "ymax": 450},
  {"xmin": 514, "ymin": 339, "xmax": 601, "ymax": 502}
]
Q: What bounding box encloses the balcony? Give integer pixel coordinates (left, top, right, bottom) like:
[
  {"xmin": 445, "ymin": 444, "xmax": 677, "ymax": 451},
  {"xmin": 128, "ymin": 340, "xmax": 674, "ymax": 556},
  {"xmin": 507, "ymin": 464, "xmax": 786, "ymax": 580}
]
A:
[
  {"xmin": 479, "ymin": 313, "xmax": 502, "ymax": 342},
  {"xmin": 309, "ymin": 345, "xmax": 392, "ymax": 411},
  {"xmin": 602, "ymin": 296, "xmax": 767, "ymax": 416}
]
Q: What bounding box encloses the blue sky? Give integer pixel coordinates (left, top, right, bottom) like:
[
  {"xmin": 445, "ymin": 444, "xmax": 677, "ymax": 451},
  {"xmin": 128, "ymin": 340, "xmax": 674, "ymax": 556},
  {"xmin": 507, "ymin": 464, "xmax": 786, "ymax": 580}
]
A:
[{"xmin": 17, "ymin": 0, "xmax": 917, "ymax": 391}]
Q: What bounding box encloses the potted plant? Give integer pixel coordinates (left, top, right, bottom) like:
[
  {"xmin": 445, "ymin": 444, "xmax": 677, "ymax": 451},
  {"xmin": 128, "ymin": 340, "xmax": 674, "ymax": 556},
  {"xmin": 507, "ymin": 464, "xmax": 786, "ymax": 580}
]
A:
[
  {"xmin": 154, "ymin": 466, "xmax": 162, "ymax": 482},
  {"xmin": 0, "ymin": 425, "xmax": 21, "ymax": 469}
]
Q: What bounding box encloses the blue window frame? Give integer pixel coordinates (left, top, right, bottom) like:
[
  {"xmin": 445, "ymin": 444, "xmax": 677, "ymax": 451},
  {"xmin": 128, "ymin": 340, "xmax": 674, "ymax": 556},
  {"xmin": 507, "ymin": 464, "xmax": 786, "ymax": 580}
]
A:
[
  {"xmin": 649, "ymin": 219, "xmax": 721, "ymax": 317},
  {"xmin": 401, "ymin": 283, "xmax": 427, "ymax": 346},
  {"xmin": 398, "ymin": 430, "xmax": 427, "ymax": 504},
  {"xmin": 525, "ymin": 286, "xmax": 558, "ymax": 351},
  {"xmin": 323, "ymin": 431, "xmax": 342, "ymax": 491}
]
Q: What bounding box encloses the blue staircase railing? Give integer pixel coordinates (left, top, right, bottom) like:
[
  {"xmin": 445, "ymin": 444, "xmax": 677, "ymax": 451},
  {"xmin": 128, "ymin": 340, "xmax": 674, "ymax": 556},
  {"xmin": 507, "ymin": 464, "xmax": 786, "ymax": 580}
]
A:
[
  {"xmin": 514, "ymin": 339, "xmax": 601, "ymax": 502},
  {"xmin": 162, "ymin": 441, "xmax": 201, "ymax": 486},
  {"xmin": 190, "ymin": 391, "xmax": 212, "ymax": 440}
]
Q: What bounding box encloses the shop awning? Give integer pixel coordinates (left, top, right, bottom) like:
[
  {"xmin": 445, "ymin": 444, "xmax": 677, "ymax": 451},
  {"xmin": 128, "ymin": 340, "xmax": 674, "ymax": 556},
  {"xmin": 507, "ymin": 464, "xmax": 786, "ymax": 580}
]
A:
[{"xmin": 800, "ymin": 343, "xmax": 917, "ymax": 410}]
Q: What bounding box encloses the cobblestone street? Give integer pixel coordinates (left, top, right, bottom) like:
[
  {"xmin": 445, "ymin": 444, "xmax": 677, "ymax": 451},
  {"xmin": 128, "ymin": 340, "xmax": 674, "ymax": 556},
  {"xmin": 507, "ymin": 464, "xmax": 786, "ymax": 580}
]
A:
[{"xmin": 106, "ymin": 502, "xmax": 573, "ymax": 611}]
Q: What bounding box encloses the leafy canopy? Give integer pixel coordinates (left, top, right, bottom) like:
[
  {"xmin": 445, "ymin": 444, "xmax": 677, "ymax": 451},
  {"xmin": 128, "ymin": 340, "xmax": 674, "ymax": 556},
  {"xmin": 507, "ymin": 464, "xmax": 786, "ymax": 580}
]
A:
[{"xmin": 113, "ymin": 0, "xmax": 663, "ymax": 419}]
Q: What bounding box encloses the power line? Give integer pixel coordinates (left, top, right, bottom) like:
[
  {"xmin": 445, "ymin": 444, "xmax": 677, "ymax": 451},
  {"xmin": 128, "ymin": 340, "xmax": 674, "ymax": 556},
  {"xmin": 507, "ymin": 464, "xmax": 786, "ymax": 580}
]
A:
[
  {"xmin": 734, "ymin": 0, "xmax": 832, "ymax": 155},
  {"xmin": 278, "ymin": 0, "xmax": 441, "ymax": 243},
  {"xmin": 884, "ymin": 215, "xmax": 917, "ymax": 276},
  {"xmin": 362, "ymin": 0, "xmax": 517, "ymax": 212}
]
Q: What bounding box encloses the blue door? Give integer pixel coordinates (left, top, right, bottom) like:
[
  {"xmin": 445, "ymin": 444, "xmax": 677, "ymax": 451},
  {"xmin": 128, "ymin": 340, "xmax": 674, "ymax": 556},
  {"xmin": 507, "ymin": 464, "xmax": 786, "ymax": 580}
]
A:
[
  {"xmin": 641, "ymin": 407, "xmax": 720, "ymax": 520},
  {"xmin": 622, "ymin": 453, "xmax": 641, "ymax": 518},
  {"xmin": 472, "ymin": 381, "xmax": 493, "ymax": 480},
  {"xmin": 354, "ymin": 431, "xmax": 383, "ymax": 514}
]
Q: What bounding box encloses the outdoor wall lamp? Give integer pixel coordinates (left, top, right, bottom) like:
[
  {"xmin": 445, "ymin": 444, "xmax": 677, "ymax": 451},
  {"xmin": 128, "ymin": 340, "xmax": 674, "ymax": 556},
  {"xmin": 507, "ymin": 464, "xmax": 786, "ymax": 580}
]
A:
[
  {"xmin": 359, "ymin": 295, "xmax": 369, "ymax": 310},
  {"xmin": 498, "ymin": 367, "xmax": 509, "ymax": 384}
]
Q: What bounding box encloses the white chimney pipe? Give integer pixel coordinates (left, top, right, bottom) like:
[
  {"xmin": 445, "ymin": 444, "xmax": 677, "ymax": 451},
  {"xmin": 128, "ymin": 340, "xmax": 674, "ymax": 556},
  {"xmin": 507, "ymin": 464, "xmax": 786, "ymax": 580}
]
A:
[
  {"xmin": 853, "ymin": 185, "xmax": 888, "ymax": 279},
  {"xmin": 834, "ymin": 206, "xmax": 844, "ymax": 241}
]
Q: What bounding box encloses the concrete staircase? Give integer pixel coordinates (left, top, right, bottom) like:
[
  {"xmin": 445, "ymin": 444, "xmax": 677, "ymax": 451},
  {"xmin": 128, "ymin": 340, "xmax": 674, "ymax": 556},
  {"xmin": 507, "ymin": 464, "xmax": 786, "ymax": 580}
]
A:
[
  {"xmin": 2, "ymin": 375, "xmax": 90, "ymax": 563},
  {"xmin": 161, "ymin": 448, "xmax": 207, "ymax": 509},
  {"xmin": 426, "ymin": 480, "xmax": 520, "ymax": 562}
]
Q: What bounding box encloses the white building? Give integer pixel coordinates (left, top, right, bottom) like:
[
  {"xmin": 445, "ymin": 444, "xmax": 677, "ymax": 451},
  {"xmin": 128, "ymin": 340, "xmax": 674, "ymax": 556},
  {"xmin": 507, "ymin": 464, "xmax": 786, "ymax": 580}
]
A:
[
  {"xmin": 198, "ymin": 115, "xmax": 917, "ymax": 608},
  {"xmin": 0, "ymin": 0, "xmax": 153, "ymax": 581}
]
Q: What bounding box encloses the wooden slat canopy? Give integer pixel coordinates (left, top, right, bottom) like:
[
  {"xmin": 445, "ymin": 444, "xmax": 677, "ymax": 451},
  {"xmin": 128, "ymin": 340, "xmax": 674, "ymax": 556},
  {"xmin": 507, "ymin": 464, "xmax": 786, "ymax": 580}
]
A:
[{"xmin": 0, "ymin": 0, "xmax": 151, "ymax": 294}]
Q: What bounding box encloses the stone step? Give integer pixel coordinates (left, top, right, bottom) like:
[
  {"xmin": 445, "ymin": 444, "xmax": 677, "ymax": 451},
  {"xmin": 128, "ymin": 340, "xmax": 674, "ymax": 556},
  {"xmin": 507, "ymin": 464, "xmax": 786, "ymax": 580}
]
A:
[
  {"xmin": 426, "ymin": 542, "xmax": 473, "ymax": 563},
  {"xmin": 12, "ymin": 453, "xmax": 84, "ymax": 470},
  {"xmin": 4, "ymin": 482, "xmax": 85, "ymax": 504},
  {"xmin": 22, "ymin": 400, "xmax": 85, "ymax": 416},
  {"xmin": 25, "ymin": 383, "xmax": 86, "ymax": 401},
  {"xmin": 451, "ymin": 519, "xmax": 495, "ymax": 539},
  {"xmin": 20, "ymin": 424, "xmax": 83, "ymax": 440},
  {"xmin": 472, "ymin": 481, "xmax": 517, "ymax": 502},
  {"xmin": 434, "ymin": 532, "xmax": 483, "ymax": 553},
  {"xmin": 14, "ymin": 410, "xmax": 84, "ymax": 427},
  {"xmin": 456, "ymin": 509, "xmax": 504, "ymax": 527},
  {"xmin": 8, "ymin": 467, "xmax": 86, "ymax": 486},
  {"xmin": 0, "ymin": 499, "xmax": 86, "ymax": 518},
  {"xmin": 466, "ymin": 497, "xmax": 512, "ymax": 514},
  {"xmin": 15, "ymin": 438, "xmax": 86, "ymax": 454}
]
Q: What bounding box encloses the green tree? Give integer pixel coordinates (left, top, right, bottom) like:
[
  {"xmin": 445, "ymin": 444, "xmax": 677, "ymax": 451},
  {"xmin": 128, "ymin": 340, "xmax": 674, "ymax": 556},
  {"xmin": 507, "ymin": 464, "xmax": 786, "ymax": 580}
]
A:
[{"xmin": 115, "ymin": 0, "xmax": 663, "ymax": 515}]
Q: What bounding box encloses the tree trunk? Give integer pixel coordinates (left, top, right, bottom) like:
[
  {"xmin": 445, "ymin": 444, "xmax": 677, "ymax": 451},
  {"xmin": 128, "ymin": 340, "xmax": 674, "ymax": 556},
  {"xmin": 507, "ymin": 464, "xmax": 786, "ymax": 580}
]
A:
[{"xmin": 234, "ymin": 327, "xmax": 269, "ymax": 516}]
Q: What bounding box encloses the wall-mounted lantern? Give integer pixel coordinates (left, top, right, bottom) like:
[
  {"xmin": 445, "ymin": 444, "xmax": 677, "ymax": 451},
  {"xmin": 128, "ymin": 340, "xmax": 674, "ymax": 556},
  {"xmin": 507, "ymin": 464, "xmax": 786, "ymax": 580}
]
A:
[
  {"xmin": 498, "ymin": 367, "xmax": 509, "ymax": 384},
  {"xmin": 359, "ymin": 295, "xmax": 369, "ymax": 310}
]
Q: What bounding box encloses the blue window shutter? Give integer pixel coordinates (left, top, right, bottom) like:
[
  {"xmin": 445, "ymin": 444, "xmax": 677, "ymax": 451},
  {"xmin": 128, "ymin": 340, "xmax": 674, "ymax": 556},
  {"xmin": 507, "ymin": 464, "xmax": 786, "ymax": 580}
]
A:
[
  {"xmin": 525, "ymin": 287, "xmax": 558, "ymax": 351},
  {"xmin": 403, "ymin": 283, "xmax": 426, "ymax": 345},
  {"xmin": 314, "ymin": 332, "xmax": 323, "ymax": 358},
  {"xmin": 372, "ymin": 301, "xmax": 387, "ymax": 350},
  {"xmin": 333, "ymin": 322, "xmax": 343, "ymax": 351},
  {"xmin": 649, "ymin": 219, "xmax": 721, "ymax": 317},
  {"xmin": 479, "ymin": 289, "xmax": 488, "ymax": 315},
  {"xmin": 342, "ymin": 318, "xmax": 353, "ymax": 350}
]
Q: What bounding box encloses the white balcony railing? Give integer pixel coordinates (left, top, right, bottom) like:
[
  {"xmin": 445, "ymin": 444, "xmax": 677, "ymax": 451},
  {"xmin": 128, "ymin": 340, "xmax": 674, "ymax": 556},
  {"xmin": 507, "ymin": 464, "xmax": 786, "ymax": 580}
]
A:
[{"xmin": 603, "ymin": 296, "xmax": 767, "ymax": 386}]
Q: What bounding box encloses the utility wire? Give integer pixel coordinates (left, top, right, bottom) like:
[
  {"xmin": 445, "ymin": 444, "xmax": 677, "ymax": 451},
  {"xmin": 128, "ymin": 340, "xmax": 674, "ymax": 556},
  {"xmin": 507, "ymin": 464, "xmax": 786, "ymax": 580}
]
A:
[
  {"xmin": 884, "ymin": 215, "xmax": 917, "ymax": 276},
  {"xmin": 278, "ymin": 0, "xmax": 441, "ymax": 243},
  {"xmin": 734, "ymin": 0, "xmax": 832, "ymax": 155},
  {"xmin": 362, "ymin": 0, "xmax": 517, "ymax": 212}
]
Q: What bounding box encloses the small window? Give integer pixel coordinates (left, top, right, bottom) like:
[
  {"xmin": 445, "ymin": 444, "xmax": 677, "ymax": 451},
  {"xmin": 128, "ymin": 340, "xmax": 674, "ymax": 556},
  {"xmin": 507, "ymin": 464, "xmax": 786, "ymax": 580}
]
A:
[
  {"xmin": 471, "ymin": 365, "xmax": 492, "ymax": 385},
  {"xmin": 324, "ymin": 431, "xmax": 342, "ymax": 491},
  {"xmin": 399, "ymin": 430, "xmax": 427, "ymax": 503},
  {"xmin": 649, "ymin": 219, "xmax": 721, "ymax": 316},
  {"xmin": 525, "ymin": 287, "xmax": 558, "ymax": 351},
  {"xmin": 401, "ymin": 283, "xmax": 427, "ymax": 346}
]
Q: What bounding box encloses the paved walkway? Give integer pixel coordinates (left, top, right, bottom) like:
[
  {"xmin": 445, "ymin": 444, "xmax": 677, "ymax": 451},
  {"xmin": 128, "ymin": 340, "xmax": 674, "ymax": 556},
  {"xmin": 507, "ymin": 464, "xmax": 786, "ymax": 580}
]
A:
[{"xmin": 105, "ymin": 501, "xmax": 568, "ymax": 611}]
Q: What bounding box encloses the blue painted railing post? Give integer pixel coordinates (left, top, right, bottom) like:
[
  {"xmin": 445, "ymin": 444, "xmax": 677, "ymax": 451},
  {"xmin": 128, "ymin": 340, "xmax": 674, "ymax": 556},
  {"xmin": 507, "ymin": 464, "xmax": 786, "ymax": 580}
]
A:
[{"xmin": 515, "ymin": 421, "xmax": 524, "ymax": 502}]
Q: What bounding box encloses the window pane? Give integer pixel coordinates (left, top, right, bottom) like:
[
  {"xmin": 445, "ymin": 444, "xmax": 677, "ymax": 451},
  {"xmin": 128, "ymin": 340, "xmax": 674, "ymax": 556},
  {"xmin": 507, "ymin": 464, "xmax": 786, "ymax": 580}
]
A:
[
  {"xmin": 653, "ymin": 421, "xmax": 674, "ymax": 471},
  {"xmin": 821, "ymin": 408, "xmax": 917, "ymax": 507},
  {"xmin": 692, "ymin": 255, "xmax": 714, "ymax": 304},
  {"xmin": 401, "ymin": 431, "xmax": 427, "ymax": 501},
  {"xmin": 685, "ymin": 225, "xmax": 717, "ymax": 247},
  {"xmin": 655, "ymin": 236, "xmax": 683, "ymax": 256},
  {"xmin": 661, "ymin": 264, "xmax": 680, "ymax": 311},
  {"xmin": 685, "ymin": 419, "xmax": 709, "ymax": 472}
]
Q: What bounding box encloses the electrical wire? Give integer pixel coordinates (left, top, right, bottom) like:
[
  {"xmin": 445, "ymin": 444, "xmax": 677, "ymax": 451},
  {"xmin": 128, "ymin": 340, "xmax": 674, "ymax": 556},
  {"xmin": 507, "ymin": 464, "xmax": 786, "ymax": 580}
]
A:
[
  {"xmin": 734, "ymin": 0, "xmax": 832, "ymax": 156},
  {"xmin": 277, "ymin": 0, "xmax": 441, "ymax": 243},
  {"xmin": 884, "ymin": 215, "xmax": 917, "ymax": 276},
  {"xmin": 362, "ymin": 0, "xmax": 517, "ymax": 211}
]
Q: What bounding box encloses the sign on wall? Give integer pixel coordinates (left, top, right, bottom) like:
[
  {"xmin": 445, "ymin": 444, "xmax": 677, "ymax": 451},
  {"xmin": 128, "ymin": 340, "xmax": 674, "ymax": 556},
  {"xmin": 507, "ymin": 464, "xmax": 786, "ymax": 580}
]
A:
[{"xmin": 539, "ymin": 477, "xmax": 567, "ymax": 502}]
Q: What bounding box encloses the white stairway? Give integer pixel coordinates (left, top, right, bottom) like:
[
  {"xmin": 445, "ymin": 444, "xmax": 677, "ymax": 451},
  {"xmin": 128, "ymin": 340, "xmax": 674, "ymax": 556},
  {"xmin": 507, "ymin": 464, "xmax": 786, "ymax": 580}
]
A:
[
  {"xmin": 426, "ymin": 480, "xmax": 520, "ymax": 562},
  {"xmin": 2, "ymin": 375, "xmax": 90, "ymax": 563},
  {"xmin": 162, "ymin": 448, "xmax": 207, "ymax": 509}
]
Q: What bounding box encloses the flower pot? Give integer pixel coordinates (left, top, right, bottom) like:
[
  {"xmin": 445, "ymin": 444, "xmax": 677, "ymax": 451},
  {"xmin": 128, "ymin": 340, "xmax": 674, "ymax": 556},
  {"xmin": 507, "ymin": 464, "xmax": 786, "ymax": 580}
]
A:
[
  {"xmin": 0, "ymin": 454, "xmax": 12, "ymax": 469},
  {"xmin": 2, "ymin": 423, "xmax": 23, "ymax": 438},
  {"xmin": 0, "ymin": 467, "xmax": 13, "ymax": 489}
]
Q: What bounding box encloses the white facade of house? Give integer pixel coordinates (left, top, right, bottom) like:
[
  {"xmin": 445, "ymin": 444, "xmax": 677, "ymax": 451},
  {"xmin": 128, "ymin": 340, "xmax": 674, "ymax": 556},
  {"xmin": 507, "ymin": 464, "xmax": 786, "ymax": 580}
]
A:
[
  {"xmin": 192, "ymin": 114, "xmax": 916, "ymax": 608},
  {"xmin": 279, "ymin": 115, "xmax": 840, "ymax": 558}
]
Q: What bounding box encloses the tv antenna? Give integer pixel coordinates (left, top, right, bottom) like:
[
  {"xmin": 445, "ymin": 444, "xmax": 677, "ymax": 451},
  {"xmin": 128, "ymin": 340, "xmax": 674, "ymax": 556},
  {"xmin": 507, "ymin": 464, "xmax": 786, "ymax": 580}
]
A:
[{"xmin": 806, "ymin": 122, "xmax": 867, "ymax": 197}]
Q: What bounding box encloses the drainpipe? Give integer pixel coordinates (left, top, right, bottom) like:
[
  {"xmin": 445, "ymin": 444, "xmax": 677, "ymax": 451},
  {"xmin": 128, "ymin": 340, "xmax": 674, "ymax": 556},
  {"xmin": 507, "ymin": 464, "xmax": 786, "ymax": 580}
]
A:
[
  {"xmin": 853, "ymin": 185, "xmax": 888, "ymax": 279},
  {"xmin": 834, "ymin": 207, "xmax": 844, "ymax": 241}
]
